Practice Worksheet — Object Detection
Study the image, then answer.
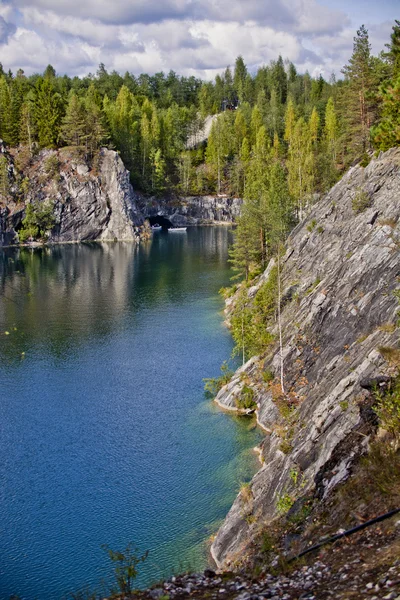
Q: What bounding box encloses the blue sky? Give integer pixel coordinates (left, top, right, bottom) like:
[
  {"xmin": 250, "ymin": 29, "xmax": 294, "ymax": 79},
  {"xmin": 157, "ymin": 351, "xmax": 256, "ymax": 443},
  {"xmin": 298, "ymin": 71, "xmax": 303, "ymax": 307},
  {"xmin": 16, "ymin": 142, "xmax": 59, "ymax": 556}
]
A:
[{"xmin": 0, "ymin": 0, "xmax": 397, "ymax": 79}]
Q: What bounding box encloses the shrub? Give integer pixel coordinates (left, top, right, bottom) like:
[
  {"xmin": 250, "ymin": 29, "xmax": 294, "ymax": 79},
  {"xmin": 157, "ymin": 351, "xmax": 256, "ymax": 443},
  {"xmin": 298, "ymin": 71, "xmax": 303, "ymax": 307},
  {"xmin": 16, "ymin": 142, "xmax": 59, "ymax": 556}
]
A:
[
  {"xmin": 352, "ymin": 188, "xmax": 371, "ymax": 213},
  {"xmin": 19, "ymin": 200, "xmax": 56, "ymax": 242},
  {"xmin": 276, "ymin": 493, "xmax": 295, "ymax": 514},
  {"xmin": 102, "ymin": 543, "xmax": 148, "ymax": 596},
  {"xmin": 44, "ymin": 154, "xmax": 61, "ymax": 181},
  {"xmin": 374, "ymin": 376, "xmax": 400, "ymax": 446},
  {"xmin": 262, "ymin": 369, "xmax": 274, "ymax": 383},
  {"xmin": 203, "ymin": 361, "xmax": 234, "ymax": 397},
  {"xmin": 240, "ymin": 482, "xmax": 253, "ymax": 503},
  {"xmin": 236, "ymin": 385, "xmax": 257, "ymax": 410},
  {"xmin": 279, "ymin": 439, "xmax": 293, "ymax": 454},
  {"xmin": 307, "ymin": 219, "xmax": 317, "ymax": 232},
  {"xmin": 230, "ymin": 267, "xmax": 277, "ymax": 361}
]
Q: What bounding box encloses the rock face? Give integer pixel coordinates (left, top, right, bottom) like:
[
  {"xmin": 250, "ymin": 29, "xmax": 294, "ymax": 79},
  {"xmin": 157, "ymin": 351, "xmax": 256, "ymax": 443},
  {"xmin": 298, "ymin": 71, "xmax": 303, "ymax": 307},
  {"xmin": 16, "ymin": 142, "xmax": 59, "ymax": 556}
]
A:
[
  {"xmin": 138, "ymin": 195, "xmax": 242, "ymax": 226},
  {"xmin": 0, "ymin": 145, "xmax": 145, "ymax": 245},
  {"xmin": 0, "ymin": 142, "xmax": 241, "ymax": 246},
  {"xmin": 211, "ymin": 148, "xmax": 400, "ymax": 568},
  {"xmin": 49, "ymin": 149, "xmax": 144, "ymax": 243}
]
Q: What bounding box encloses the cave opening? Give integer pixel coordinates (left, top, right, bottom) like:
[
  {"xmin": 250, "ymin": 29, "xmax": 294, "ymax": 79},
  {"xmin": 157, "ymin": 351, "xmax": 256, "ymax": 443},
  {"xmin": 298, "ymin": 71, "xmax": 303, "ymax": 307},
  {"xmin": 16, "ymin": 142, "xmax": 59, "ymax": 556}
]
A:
[{"xmin": 147, "ymin": 215, "xmax": 173, "ymax": 229}]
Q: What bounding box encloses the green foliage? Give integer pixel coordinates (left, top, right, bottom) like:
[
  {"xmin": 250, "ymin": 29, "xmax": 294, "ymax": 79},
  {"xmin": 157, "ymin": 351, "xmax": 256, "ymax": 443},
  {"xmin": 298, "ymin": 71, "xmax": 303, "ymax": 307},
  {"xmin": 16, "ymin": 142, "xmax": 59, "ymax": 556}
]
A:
[
  {"xmin": 19, "ymin": 200, "xmax": 56, "ymax": 242},
  {"xmin": 374, "ymin": 376, "xmax": 400, "ymax": 445},
  {"xmin": 0, "ymin": 22, "xmax": 397, "ymax": 198},
  {"xmin": 262, "ymin": 369, "xmax": 274, "ymax": 383},
  {"xmin": 279, "ymin": 439, "xmax": 293, "ymax": 454},
  {"xmin": 305, "ymin": 277, "xmax": 321, "ymax": 295},
  {"xmin": 203, "ymin": 361, "xmax": 234, "ymax": 397},
  {"xmin": 44, "ymin": 153, "xmax": 60, "ymax": 179},
  {"xmin": 235, "ymin": 385, "xmax": 256, "ymax": 410},
  {"xmin": 62, "ymin": 93, "xmax": 87, "ymax": 147},
  {"xmin": 230, "ymin": 267, "xmax": 277, "ymax": 361},
  {"xmin": 341, "ymin": 25, "xmax": 377, "ymax": 159},
  {"xmin": 0, "ymin": 154, "xmax": 9, "ymax": 201},
  {"xmin": 287, "ymin": 499, "xmax": 313, "ymax": 524},
  {"xmin": 276, "ymin": 493, "xmax": 295, "ymax": 514},
  {"xmin": 352, "ymin": 188, "xmax": 371, "ymax": 213},
  {"xmin": 34, "ymin": 78, "xmax": 63, "ymax": 148},
  {"xmin": 372, "ymin": 73, "xmax": 400, "ymax": 151},
  {"xmin": 102, "ymin": 542, "xmax": 148, "ymax": 596},
  {"xmin": 307, "ymin": 219, "xmax": 317, "ymax": 232}
]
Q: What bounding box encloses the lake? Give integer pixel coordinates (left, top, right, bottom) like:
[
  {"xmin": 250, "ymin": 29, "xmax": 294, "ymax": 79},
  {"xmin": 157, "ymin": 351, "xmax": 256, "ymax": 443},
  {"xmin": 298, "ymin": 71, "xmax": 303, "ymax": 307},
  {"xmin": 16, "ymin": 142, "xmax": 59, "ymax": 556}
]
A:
[{"xmin": 0, "ymin": 227, "xmax": 262, "ymax": 600}]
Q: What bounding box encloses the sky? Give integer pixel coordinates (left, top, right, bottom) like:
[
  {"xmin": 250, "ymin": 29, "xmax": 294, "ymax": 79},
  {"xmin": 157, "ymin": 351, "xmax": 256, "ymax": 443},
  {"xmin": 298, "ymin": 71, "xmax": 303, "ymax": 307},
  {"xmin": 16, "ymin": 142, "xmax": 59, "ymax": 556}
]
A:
[{"xmin": 0, "ymin": 0, "xmax": 397, "ymax": 80}]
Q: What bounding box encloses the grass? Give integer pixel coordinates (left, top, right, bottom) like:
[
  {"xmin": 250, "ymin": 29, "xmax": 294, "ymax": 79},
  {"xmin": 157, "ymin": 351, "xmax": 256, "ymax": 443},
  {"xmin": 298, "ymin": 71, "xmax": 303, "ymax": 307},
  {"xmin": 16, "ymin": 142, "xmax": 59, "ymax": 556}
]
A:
[
  {"xmin": 240, "ymin": 482, "xmax": 253, "ymax": 503},
  {"xmin": 307, "ymin": 219, "xmax": 317, "ymax": 232},
  {"xmin": 305, "ymin": 277, "xmax": 321, "ymax": 295},
  {"xmin": 378, "ymin": 346, "xmax": 400, "ymax": 367}
]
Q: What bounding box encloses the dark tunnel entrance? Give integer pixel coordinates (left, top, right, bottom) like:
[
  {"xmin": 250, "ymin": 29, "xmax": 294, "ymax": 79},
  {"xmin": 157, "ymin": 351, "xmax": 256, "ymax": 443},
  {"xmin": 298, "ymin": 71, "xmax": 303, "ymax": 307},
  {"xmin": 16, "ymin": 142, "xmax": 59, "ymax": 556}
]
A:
[{"xmin": 147, "ymin": 215, "xmax": 174, "ymax": 229}]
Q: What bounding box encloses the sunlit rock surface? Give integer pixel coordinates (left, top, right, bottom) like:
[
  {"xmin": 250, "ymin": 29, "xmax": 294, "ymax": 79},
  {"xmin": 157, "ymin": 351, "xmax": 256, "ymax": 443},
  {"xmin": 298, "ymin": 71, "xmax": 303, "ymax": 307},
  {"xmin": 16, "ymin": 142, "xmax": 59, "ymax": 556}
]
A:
[{"xmin": 212, "ymin": 148, "xmax": 400, "ymax": 568}]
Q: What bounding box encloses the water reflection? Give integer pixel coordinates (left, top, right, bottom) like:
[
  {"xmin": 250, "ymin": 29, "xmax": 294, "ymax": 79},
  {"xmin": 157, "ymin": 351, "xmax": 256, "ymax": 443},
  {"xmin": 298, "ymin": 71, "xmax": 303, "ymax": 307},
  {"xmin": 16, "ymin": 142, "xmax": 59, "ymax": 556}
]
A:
[{"xmin": 0, "ymin": 228, "xmax": 234, "ymax": 364}]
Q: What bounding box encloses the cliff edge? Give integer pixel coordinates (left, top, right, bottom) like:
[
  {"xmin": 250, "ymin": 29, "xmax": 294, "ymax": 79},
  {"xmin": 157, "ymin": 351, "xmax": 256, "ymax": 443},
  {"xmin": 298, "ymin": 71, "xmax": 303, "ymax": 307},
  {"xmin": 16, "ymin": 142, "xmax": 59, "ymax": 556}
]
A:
[{"xmin": 211, "ymin": 148, "xmax": 400, "ymax": 568}]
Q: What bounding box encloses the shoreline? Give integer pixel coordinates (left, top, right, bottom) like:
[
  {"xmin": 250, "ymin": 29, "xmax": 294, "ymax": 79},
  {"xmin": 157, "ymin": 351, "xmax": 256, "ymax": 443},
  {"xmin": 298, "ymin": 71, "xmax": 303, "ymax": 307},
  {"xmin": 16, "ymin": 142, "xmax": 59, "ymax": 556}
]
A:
[{"xmin": 0, "ymin": 223, "xmax": 237, "ymax": 251}]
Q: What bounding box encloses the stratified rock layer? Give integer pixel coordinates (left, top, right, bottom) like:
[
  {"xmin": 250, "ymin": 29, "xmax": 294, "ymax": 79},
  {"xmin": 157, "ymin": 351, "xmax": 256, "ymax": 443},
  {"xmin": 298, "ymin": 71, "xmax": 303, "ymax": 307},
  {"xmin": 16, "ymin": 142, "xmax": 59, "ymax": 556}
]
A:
[
  {"xmin": 50, "ymin": 148, "xmax": 144, "ymax": 242},
  {"xmin": 138, "ymin": 195, "xmax": 242, "ymax": 226},
  {"xmin": 212, "ymin": 148, "xmax": 400, "ymax": 567}
]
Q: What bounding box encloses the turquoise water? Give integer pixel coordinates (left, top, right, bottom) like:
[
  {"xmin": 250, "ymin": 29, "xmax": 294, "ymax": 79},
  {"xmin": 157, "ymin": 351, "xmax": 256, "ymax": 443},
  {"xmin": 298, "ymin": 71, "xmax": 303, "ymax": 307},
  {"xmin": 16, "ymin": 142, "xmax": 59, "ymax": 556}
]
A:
[{"xmin": 0, "ymin": 228, "xmax": 262, "ymax": 600}]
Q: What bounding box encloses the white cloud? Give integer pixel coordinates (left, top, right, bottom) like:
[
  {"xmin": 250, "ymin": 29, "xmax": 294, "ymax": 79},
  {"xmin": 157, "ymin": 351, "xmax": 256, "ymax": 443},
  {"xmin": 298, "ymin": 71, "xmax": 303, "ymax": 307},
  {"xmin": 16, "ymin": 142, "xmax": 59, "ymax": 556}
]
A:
[{"xmin": 0, "ymin": 0, "xmax": 395, "ymax": 79}]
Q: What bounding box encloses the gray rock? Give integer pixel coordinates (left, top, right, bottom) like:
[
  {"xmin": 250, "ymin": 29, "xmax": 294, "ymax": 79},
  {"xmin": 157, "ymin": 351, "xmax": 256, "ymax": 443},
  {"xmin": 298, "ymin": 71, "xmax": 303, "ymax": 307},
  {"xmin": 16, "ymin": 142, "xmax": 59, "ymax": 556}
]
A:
[
  {"xmin": 137, "ymin": 194, "xmax": 242, "ymax": 226},
  {"xmin": 212, "ymin": 147, "xmax": 400, "ymax": 568}
]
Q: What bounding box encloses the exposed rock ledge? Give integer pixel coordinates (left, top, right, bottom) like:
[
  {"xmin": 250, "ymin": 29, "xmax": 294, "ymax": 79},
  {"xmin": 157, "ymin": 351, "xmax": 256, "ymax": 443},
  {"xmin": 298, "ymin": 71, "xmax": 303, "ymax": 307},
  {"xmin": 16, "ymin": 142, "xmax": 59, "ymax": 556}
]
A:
[
  {"xmin": 211, "ymin": 148, "xmax": 400, "ymax": 568},
  {"xmin": 137, "ymin": 195, "xmax": 242, "ymax": 226}
]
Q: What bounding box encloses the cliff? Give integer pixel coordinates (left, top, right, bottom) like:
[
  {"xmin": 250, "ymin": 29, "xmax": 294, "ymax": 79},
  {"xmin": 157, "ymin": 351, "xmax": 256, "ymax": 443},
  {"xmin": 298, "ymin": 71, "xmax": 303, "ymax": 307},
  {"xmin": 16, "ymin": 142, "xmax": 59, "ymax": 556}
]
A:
[
  {"xmin": 211, "ymin": 148, "xmax": 400, "ymax": 568},
  {"xmin": 0, "ymin": 144, "xmax": 144, "ymax": 245}
]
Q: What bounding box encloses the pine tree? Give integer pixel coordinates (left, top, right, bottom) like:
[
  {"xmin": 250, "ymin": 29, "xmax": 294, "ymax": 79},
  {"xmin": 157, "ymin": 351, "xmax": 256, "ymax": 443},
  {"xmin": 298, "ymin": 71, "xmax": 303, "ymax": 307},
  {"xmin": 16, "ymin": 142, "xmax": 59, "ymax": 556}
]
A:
[
  {"xmin": 271, "ymin": 56, "xmax": 287, "ymax": 104},
  {"xmin": 34, "ymin": 78, "xmax": 63, "ymax": 148},
  {"xmin": 287, "ymin": 117, "xmax": 315, "ymax": 220},
  {"xmin": 371, "ymin": 73, "xmax": 400, "ymax": 150},
  {"xmin": 233, "ymin": 56, "xmax": 247, "ymax": 103},
  {"xmin": 0, "ymin": 154, "xmax": 9, "ymax": 201},
  {"xmin": 228, "ymin": 212, "xmax": 259, "ymax": 281},
  {"xmin": 267, "ymin": 88, "xmax": 283, "ymax": 138},
  {"xmin": 0, "ymin": 76, "xmax": 12, "ymax": 144},
  {"xmin": 62, "ymin": 93, "xmax": 87, "ymax": 147},
  {"xmin": 84, "ymin": 84, "xmax": 107, "ymax": 157},
  {"xmin": 234, "ymin": 110, "xmax": 248, "ymax": 153},
  {"xmin": 384, "ymin": 19, "xmax": 400, "ymax": 79},
  {"xmin": 284, "ymin": 97, "xmax": 296, "ymax": 146},
  {"xmin": 20, "ymin": 96, "xmax": 37, "ymax": 155},
  {"xmin": 341, "ymin": 25, "xmax": 376, "ymax": 156}
]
